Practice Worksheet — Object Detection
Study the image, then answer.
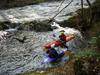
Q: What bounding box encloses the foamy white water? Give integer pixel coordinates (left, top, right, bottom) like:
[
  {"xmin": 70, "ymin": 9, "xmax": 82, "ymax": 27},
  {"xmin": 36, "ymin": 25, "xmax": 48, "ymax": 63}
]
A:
[{"xmin": 0, "ymin": 0, "xmax": 95, "ymax": 23}]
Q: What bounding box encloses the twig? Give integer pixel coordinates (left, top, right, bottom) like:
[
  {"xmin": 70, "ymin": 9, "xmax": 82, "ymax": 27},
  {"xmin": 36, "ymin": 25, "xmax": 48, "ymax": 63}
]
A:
[
  {"xmin": 49, "ymin": 0, "xmax": 73, "ymax": 23},
  {"xmin": 57, "ymin": 0, "xmax": 66, "ymax": 12}
]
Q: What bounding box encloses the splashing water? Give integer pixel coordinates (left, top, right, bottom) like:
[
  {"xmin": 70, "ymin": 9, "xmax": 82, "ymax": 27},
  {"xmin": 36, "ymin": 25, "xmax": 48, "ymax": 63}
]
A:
[
  {"xmin": 0, "ymin": 31, "xmax": 8, "ymax": 40},
  {"xmin": 0, "ymin": 28, "xmax": 18, "ymax": 41},
  {"xmin": 0, "ymin": 0, "xmax": 95, "ymax": 23},
  {"xmin": 0, "ymin": 21, "xmax": 85, "ymax": 75},
  {"xmin": 51, "ymin": 22, "xmax": 84, "ymax": 51}
]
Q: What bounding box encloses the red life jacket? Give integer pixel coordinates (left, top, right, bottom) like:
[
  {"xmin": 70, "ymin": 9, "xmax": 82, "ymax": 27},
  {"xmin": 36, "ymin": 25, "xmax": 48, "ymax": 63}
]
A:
[
  {"xmin": 44, "ymin": 40, "xmax": 62, "ymax": 49},
  {"xmin": 44, "ymin": 35, "xmax": 75, "ymax": 49},
  {"xmin": 59, "ymin": 34, "xmax": 66, "ymax": 41}
]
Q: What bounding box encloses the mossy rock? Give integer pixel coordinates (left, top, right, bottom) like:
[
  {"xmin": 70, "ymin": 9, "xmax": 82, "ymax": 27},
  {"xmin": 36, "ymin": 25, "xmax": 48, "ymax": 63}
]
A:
[
  {"xmin": 58, "ymin": 19, "xmax": 76, "ymax": 28},
  {"xmin": 21, "ymin": 20, "xmax": 52, "ymax": 32},
  {"xmin": 0, "ymin": 22, "xmax": 9, "ymax": 30},
  {"xmin": 33, "ymin": 0, "xmax": 46, "ymax": 3},
  {"xmin": 0, "ymin": 20, "xmax": 52, "ymax": 32}
]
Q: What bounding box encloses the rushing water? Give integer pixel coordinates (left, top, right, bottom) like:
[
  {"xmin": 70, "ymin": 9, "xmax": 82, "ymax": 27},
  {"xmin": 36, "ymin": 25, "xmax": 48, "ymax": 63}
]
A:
[
  {"xmin": 0, "ymin": 22, "xmax": 84, "ymax": 75},
  {"xmin": 0, "ymin": 0, "xmax": 95, "ymax": 75},
  {"xmin": 0, "ymin": 0, "xmax": 95, "ymax": 23}
]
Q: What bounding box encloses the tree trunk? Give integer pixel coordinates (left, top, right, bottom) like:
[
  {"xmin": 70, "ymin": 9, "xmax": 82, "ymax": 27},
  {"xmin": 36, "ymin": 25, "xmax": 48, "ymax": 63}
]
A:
[
  {"xmin": 86, "ymin": 0, "xmax": 93, "ymax": 25},
  {"xmin": 86, "ymin": 0, "xmax": 91, "ymax": 7}
]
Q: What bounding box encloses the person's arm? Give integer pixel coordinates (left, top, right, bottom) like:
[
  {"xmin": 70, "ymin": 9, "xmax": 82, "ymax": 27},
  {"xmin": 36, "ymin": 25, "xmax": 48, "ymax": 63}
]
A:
[{"xmin": 66, "ymin": 34, "xmax": 75, "ymax": 42}]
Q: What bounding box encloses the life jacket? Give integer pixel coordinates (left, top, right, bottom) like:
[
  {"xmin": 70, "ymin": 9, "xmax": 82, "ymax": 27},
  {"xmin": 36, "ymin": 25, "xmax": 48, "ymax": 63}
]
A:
[
  {"xmin": 44, "ymin": 35, "xmax": 75, "ymax": 49},
  {"xmin": 44, "ymin": 40, "xmax": 62, "ymax": 49},
  {"xmin": 59, "ymin": 34, "xmax": 66, "ymax": 42}
]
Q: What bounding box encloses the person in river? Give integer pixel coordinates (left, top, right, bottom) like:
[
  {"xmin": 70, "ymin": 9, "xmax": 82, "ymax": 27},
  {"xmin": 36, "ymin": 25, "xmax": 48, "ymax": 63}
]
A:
[
  {"xmin": 44, "ymin": 44, "xmax": 65, "ymax": 63},
  {"xmin": 43, "ymin": 30, "xmax": 75, "ymax": 63},
  {"xmin": 59, "ymin": 30, "xmax": 68, "ymax": 48}
]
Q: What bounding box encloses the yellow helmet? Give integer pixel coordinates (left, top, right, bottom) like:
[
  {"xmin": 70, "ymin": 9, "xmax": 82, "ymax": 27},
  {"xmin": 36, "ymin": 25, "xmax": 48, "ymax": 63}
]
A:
[
  {"xmin": 43, "ymin": 48, "xmax": 48, "ymax": 52},
  {"xmin": 60, "ymin": 30, "xmax": 65, "ymax": 34}
]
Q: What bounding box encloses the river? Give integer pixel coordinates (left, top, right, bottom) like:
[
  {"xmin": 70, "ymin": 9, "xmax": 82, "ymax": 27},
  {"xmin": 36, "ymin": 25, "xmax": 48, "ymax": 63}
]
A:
[
  {"xmin": 0, "ymin": 0, "xmax": 95, "ymax": 75},
  {"xmin": 0, "ymin": 0, "xmax": 95, "ymax": 23}
]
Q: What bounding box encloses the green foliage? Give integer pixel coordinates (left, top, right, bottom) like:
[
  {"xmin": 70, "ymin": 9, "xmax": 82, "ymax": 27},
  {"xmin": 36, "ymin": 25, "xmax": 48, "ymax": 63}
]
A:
[
  {"xmin": 76, "ymin": 50, "xmax": 100, "ymax": 59},
  {"xmin": 33, "ymin": 0, "xmax": 46, "ymax": 3},
  {"xmin": 0, "ymin": 22, "xmax": 8, "ymax": 30},
  {"xmin": 88, "ymin": 32, "xmax": 100, "ymax": 50},
  {"xmin": 21, "ymin": 20, "xmax": 52, "ymax": 32},
  {"xmin": 95, "ymin": 33, "xmax": 100, "ymax": 49},
  {"xmin": 59, "ymin": 16, "xmax": 79, "ymax": 28},
  {"xmin": 92, "ymin": 0, "xmax": 100, "ymax": 7},
  {"xmin": 89, "ymin": 37, "xmax": 97, "ymax": 45}
]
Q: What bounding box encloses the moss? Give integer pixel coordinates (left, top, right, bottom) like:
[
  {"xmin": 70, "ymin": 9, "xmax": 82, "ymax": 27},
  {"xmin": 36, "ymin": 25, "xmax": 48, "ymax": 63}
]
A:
[
  {"xmin": 75, "ymin": 50, "xmax": 100, "ymax": 59},
  {"xmin": 33, "ymin": 0, "xmax": 46, "ymax": 4},
  {"xmin": 58, "ymin": 17, "xmax": 77, "ymax": 28},
  {"xmin": 0, "ymin": 20, "xmax": 52, "ymax": 32},
  {"xmin": 20, "ymin": 20, "xmax": 52, "ymax": 32},
  {"xmin": 0, "ymin": 22, "xmax": 9, "ymax": 30}
]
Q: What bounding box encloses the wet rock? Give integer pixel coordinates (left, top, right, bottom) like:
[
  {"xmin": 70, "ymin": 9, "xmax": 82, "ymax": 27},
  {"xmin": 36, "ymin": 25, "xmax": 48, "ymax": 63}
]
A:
[{"xmin": 20, "ymin": 20, "xmax": 52, "ymax": 32}]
